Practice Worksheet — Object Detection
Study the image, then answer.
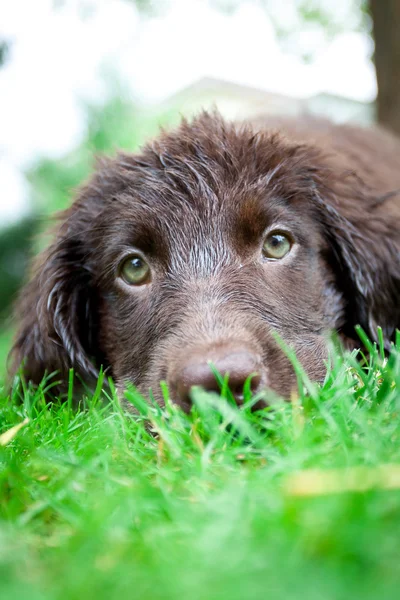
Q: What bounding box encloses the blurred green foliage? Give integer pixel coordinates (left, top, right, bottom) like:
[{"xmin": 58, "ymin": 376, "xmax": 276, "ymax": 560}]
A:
[
  {"xmin": 212, "ymin": 0, "xmax": 371, "ymax": 63},
  {"xmin": 28, "ymin": 96, "xmax": 178, "ymax": 218},
  {"xmin": 0, "ymin": 39, "xmax": 10, "ymax": 67},
  {"xmin": 0, "ymin": 217, "xmax": 37, "ymax": 320}
]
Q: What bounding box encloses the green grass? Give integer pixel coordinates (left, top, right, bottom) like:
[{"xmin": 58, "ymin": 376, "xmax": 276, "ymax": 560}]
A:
[{"xmin": 1, "ymin": 335, "xmax": 400, "ymax": 600}]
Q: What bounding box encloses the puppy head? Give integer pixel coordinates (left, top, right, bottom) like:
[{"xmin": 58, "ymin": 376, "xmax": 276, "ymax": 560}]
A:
[{"xmin": 10, "ymin": 112, "xmax": 400, "ymax": 406}]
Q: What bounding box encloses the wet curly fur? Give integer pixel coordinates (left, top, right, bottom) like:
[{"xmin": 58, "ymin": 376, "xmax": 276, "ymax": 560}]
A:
[{"xmin": 9, "ymin": 112, "xmax": 400, "ymax": 406}]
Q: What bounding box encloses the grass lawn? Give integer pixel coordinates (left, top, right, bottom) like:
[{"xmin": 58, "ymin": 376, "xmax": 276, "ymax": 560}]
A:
[{"xmin": 1, "ymin": 334, "xmax": 400, "ymax": 600}]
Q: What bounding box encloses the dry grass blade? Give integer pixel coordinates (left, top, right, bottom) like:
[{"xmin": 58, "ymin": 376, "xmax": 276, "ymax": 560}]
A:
[{"xmin": 0, "ymin": 417, "xmax": 29, "ymax": 446}]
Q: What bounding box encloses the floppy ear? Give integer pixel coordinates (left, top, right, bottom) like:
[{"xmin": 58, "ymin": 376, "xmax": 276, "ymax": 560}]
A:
[
  {"xmin": 8, "ymin": 154, "xmax": 136, "ymax": 389},
  {"xmin": 8, "ymin": 212, "xmax": 101, "ymax": 387},
  {"xmin": 8, "ymin": 152, "xmax": 134, "ymax": 388},
  {"xmin": 314, "ymin": 175, "xmax": 400, "ymax": 348}
]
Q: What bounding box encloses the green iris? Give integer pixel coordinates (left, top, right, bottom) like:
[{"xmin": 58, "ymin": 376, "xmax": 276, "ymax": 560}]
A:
[
  {"xmin": 119, "ymin": 255, "xmax": 150, "ymax": 285},
  {"xmin": 263, "ymin": 232, "xmax": 292, "ymax": 259}
]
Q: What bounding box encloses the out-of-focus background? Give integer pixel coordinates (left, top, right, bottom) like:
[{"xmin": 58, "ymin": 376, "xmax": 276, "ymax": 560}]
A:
[{"xmin": 0, "ymin": 0, "xmax": 399, "ymax": 367}]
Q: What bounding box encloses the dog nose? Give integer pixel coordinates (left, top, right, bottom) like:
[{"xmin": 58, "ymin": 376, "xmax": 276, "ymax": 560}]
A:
[{"xmin": 171, "ymin": 347, "xmax": 263, "ymax": 407}]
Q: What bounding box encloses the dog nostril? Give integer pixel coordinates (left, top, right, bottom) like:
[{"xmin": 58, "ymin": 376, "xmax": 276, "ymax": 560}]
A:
[
  {"xmin": 171, "ymin": 349, "xmax": 263, "ymax": 407},
  {"xmin": 227, "ymin": 371, "xmax": 262, "ymax": 406},
  {"xmin": 229, "ymin": 372, "xmax": 262, "ymax": 402},
  {"xmin": 175, "ymin": 362, "xmax": 221, "ymax": 408}
]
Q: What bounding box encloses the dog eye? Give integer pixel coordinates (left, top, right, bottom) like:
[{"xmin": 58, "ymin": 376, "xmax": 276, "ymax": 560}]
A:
[
  {"xmin": 262, "ymin": 232, "xmax": 292, "ymax": 259},
  {"xmin": 119, "ymin": 255, "xmax": 151, "ymax": 285}
]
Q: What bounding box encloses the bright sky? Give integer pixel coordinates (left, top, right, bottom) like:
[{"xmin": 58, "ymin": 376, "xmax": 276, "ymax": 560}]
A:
[{"xmin": 0, "ymin": 0, "xmax": 376, "ymax": 225}]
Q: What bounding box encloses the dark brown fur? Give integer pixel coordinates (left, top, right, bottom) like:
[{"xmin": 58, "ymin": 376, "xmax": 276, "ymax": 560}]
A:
[{"xmin": 9, "ymin": 112, "xmax": 400, "ymax": 406}]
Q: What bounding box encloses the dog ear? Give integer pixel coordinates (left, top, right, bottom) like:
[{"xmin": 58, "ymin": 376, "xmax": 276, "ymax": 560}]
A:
[
  {"xmin": 8, "ymin": 154, "xmax": 136, "ymax": 389},
  {"xmin": 314, "ymin": 173, "xmax": 400, "ymax": 348},
  {"xmin": 7, "ymin": 160, "xmax": 119, "ymax": 388},
  {"xmin": 8, "ymin": 213, "xmax": 101, "ymax": 388}
]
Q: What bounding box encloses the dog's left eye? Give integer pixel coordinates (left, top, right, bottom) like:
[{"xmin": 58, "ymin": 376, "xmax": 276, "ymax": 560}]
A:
[
  {"xmin": 262, "ymin": 232, "xmax": 292, "ymax": 259},
  {"xmin": 119, "ymin": 255, "xmax": 151, "ymax": 285}
]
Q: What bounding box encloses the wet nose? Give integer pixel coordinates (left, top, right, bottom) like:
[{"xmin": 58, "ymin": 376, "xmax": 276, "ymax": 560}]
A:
[{"xmin": 171, "ymin": 347, "xmax": 264, "ymax": 407}]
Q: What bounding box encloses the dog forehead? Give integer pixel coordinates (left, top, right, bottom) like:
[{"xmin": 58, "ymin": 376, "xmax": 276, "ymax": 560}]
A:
[
  {"xmin": 106, "ymin": 166, "xmax": 318, "ymax": 262},
  {"xmin": 110, "ymin": 145, "xmax": 317, "ymax": 237},
  {"xmin": 113, "ymin": 183, "xmax": 271, "ymax": 251},
  {"xmin": 113, "ymin": 188, "xmax": 232, "ymax": 254}
]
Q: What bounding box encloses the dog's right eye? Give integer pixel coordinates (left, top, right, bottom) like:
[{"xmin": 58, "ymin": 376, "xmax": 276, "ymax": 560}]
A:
[{"xmin": 119, "ymin": 255, "xmax": 151, "ymax": 285}]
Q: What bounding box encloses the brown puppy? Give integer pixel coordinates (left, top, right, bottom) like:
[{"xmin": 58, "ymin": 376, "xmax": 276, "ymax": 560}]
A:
[{"xmin": 9, "ymin": 112, "xmax": 400, "ymax": 407}]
